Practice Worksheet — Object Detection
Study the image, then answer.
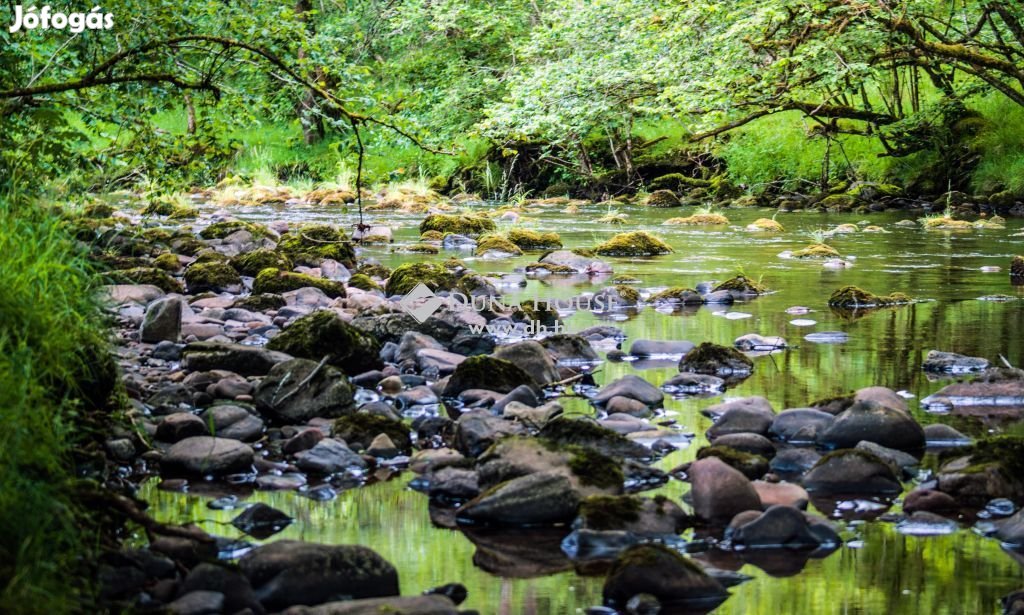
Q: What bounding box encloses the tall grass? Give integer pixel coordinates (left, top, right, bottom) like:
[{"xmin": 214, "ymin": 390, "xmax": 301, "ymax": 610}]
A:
[
  {"xmin": 0, "ymin": 202, "xmax": 114, "ymax": 612},
  {"xmin": 969, "ymin": 94, "xmax": 1024, "ymax": 194}
]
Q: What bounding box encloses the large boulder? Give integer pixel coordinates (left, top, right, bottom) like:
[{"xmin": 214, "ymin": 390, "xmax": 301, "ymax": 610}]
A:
[
  {"xmin": 493, "ymin": 341, "xmax": 561, "ymax": 385},
  {"xmin": 678, "ymin": 342, "xmax": 753, "ymax": 377},
  {"xmin": 602, "ymin": 544, "xmax": 727, "ymax": 611},
  {"xmin": 592, "ymin": 375, "xmax": 665, "ymax": 408},
  {"xmin": 817, "ymin": 399, "xmax": 925, "ymax": 452},
  {"xmin": 802, "ymin": 449, "xmax": 902, "ymax": 494},
  {"xmin": 454, "ymin": 410, "xmax": 527, "ymax": 457},
  {"xmin": 475, "ymin": 436, "xmax": 623, "ymax": 494},
  {"xmin": 770, "ymin": 408, "xmax": 834, "ymax": 443},
  {"xmin": 141, "ymin": 296, "xmax": 183, "ymax": 343},
  {"xmin": 442, "ymin": 356, "xmax": 540, "ymax": 398},
  {"xmin": 539, "ymin": 334, "xmax": 600, "ymax": 362},
  {"xmin": 294, "ymin": 438, "xmax": 367, "ymax": 474},
  {"xmin": 162, "ymin": 436, "xmax": 254, "ymax": 477},
  {"xmin": 266, "ymin": 310, "xmax": 383, "ymax": 375},
  {"xmin": 455, "ymin": 471, "xmax": 580, "ymax": 526},
  {"xmin": 706, "ymin": 403, "xmax": 775, "ymax": 439},
  {"xmin": 688, "ymin": 457, "xmax": 762, "ymax": 523},
  {"xmin": 254, "ymin": 358, "xmax": 356, "ymax": 424},
  {"xmin": 239, "ymin": 541, "xmax": 397, "ymax": 611},
  {"xmin": 182, "ymin": 342, "xmax": 292, "ymax": 377},
  {"xmin": 727, "ymin": 505, "xmax": 839, "ymax": 549}
]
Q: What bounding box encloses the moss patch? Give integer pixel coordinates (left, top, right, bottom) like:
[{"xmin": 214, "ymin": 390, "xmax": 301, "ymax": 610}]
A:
[
  {"xmin": 613, "ymin": 285, "xmax": 641, "ymax": 304},
  {"xmin": 949, "ymin": 435, "xmax": 1024, "ymax": 481},
  {"xmin": 266, "ymin": 310, "xmax": 382, "ymax": 373},
  {"xmin": 199, "ymin": 220, "xmax": 268, "ymax": 240},
  {"xmin": 420, "ymin": 230, "xmax": 444, "ymax": 241},
  {"xmin": 419, "ymin": 213, "xmax": 495, "ymax": 236},
  {"xmin": 277, "ymin": 224, "xmax": 355, "ymax": 267},
  {"xmin": 232, "ymin": 293, "xmax": 286, "ymax": 312},
  {"xmin": 347, "ymin": 273, "xmax": 381, "ymax": 292},
  {"xmin": 746, "ymin": 218, "xmax": 784, "ymax": 232},
  {"xmin": 333, "ymin": 413, "xmax": 412, "ymax": 453},
  {"xmin": 828, "ymin": 286, "xmax": 912, "ymax": 308},
  {"xmin": 253, "ymin": 268, "xmax": 346, "ymax": 298},
  {"xmin": 507, "ymin": 228, "xmax": 563, "ymax": 250},
  {"xmin": 442, "ymin": 355, "xmax": 540, "ymax": 397},
  {"xmin": 648, "ymin": 287, "xmax": 702, "ymax": 304},
  {"xmin": 697, "ymin": 446, "xmax": 769, "ymax": 480},
  {"xmin": 184, "ymin": 261, "xmax": 242, "ymax": 293},
  {"xmin": 567, "ymin": 445, "xmax": 625, "ymax": 489},
  {"xmin": 712, "ymin": 274, "xmax": 768, "ymax": 295},
  {"xmin": 792, "ymin": 243, "xmax": 841, "ymax": 259},
  {"xmin": 578, "ymin": 495, "xmax": 643, "ymax": 529},
  {"xmin": 112, "ymin": 267, "xmax": 182, "ymax": 293},
  {"xmin": 643, "ymin": 190, "xmax": 682, "ymax": 208},
  {"xmin": 474, "ymin": 234, "xmax": 523, "ymax": 256},
  {"xmin": 404, "ymin": 243, "xmax": 440, "ymax": 254},
  {"xmin": 153, "ymin": 252, "xmax": 181, "ymax": 272},
  {"xmin": 663, "ymin": 213, "xmax": 730, "ymax": 225},
  {"xmin": 678, "ymin": 342, "xmax": 753, "ymax": 374},
  {"xmin": 922, "ymin": 217, "xmax": 973, "ymax": 230},
  {"xmin": 384, "ymin": 262, "xmax": 458, "ymax": 296},
  {"xmin": 593, "ymin": 231, "xmax": 673, "ymax": 257},
  {"xmin": 230, "ymin": 248, "xmax": 292, "ymax": 277}
]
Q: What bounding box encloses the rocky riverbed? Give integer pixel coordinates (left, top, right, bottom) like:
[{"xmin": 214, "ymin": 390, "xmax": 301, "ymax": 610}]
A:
[{"xmin": 76, "ymin": 189, "xmax": 1024, "ymax": 614}]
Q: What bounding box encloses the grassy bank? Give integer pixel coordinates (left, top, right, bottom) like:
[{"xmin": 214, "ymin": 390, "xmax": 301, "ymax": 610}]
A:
[{"xmin": 0, "ymin": 203, "xmax": 118, "ymax": 612}]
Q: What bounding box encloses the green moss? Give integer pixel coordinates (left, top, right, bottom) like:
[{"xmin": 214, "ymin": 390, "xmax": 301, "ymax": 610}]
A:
[
  {"xmin": 566, "ymin": 447, "xmax": 626, "ymax": 489},
  {"xmin": 253, "ymin": 268, "xmax": 346, "ymax": 298},
  {"xmin": 515, "ymin": 299, "xmax": 560, "ymax": 326},
  {"xmin": 828, "ymin": 285, "xmax": 912, "ymax": 307},
  {"xmin": 663, "ymin": 213, "xmax": 730, "ymax": 225},
  {"xmin": 230, "ymin": 248, "xmax": 293, "ymax": 277},
  {"xmin": 648, "ymin": 173, "xmax": 712, "ymax": 191},
  {"xmin": 747, "ymin": 218, "xmax": 784, "ymax": 232},
  {"xmin": 922, "ymin": 216, "xmax": 973, "ymax": 230},
  {"xmin": 232, "ymin": 293, "xmax": 286, "ymax": 312},
  {"xmin": 593, "ymin": 231, "xmax": 673, "ymax": 257},
  {"xmin": 357, "ymin": 262, "xmax": 392, "ymax": 279},
  {"xmin": 712, "ymin": 274, "xmax": 768, "ymax": 295},
  {"xmin": 817, "ymin": 194, "xmax": 858, "ymax": 212},
  {"xmin": 419, "ymin": 213, "xmax": 496, "ymax": 236},
  {"xmin": 420, "ymin": 230, "xmax": 444, "ymax": 241},
  {"xmin": 578, "ymin": 495, "xmax": 643, "ymax": 529},
  {"xmin": 474, "ymin": 234, "xmax": 524, "ymax": 256},
  {"xmin": 612, "ymin": 275, "xmax": 641, "ymax": 284},
  {"xmin": 277, "ymin": 224, "xmax": 356, "ymax": 267},
  {"xmin": 184, "ymin": 261, "xmax": 243, "ymax": 293},
  {"xmin": 525, "ymin": 263, "xmax": 576, "ymax": 274},
  {"xmin": 643, "ymin": 189, "xmax": 682, "ymax": 207},
  {"xmin": 82, "ymin": 202, "xmax": 115, "ymax": 218},
  {"xmin": 171, "ymin": 236, "xmax": 206, "ymax": 256},
  {"xmin": 678, "ymin": 342, "xmax": 753, "ymax": 373},
  {"xmin": 953, "ymin": 435, "xmax": 1024, "ymax": 481},
  {"xmin": 648, "ymin": 287, "xmax": 702, "ymax": 304},
  {"xmin": 696, "ymin": 446, "xmax": 769, "ymax": 480},
  {"xmin": 138, "ymin": 227, "xmax": 174, "ymax": 243},
  {"xmin": 384, "ymin": 262, "xmax": 458, "ymax": 296},
  {"xmin": 404, "ymin": 243, "xmax": 440, "ymax": 254},
  {"xmin": 112, "ymin": 267, "xmax": 182, "ymax": 293},
  {"xmin": 153, "ymin": 252, "xmax": 181, "ymax": 272},
  {"xmin": 442, "ymin": 355, "xmax": 540, "ymax": 397},
  {"xmin": 333, "ymin": 413, "xmax": 412, "ymax": 453},
  {"xmin": 614, "ymin": 285, "xmax": 641, "ymax": 304},
  {"xmin": 572, "ymin": 248, "xmax": 596, "ymax": 258},
  {"xmin": 141, "ymin": 199, "xmax": 175, "ymax": 216},
  {"xmin": 199, "ymin": 220, "xmax": 269, "ymax": 240},
  {"xmin": 792, "ymin": 243, "xmax": 841, "ymax": 259},
  {"xmin": 507, "ymin": 228, "xmax": 563, "ymax": 250},
  {"xmin": 191, "ymin": 249, "xmax": 230, "ymax": 265},
  {"xmin": 347, "ymin": 273, "xmax": 381, "ymax": 292},
  {"xmin": 266, "ymin": 310, "xmax": 381, "ymax": 373},
  {"xmin": 167, "ymin": 205, "xmax": 199, "ymax": 220}
]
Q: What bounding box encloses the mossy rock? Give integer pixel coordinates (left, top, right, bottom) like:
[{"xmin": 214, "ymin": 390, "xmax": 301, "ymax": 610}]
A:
[
  {"xmin": 474, "ymin": 234, "xmax": 523, "ymax": 256},
  {"xmin": 565, "ymin": 445, "xmax": 626, "ymax": 489},
  {"xmin": 420, "ymin": 230, "xmax": 445, "ymax": 241},
  {"xmin": 184, "ymin": 261, "xmax": 243, "ymax": 293},
  {"xmin": 82, "ymin": 202, "xmax": 116, "ymax": 218},
  {"xmin": 199, "ymin": 220, "xmax": 268, "ymax": 240},
  {"xmin": 138, "ymin": 227, "xmax": 175, "ymax": 243},
  {"xmin": 577, "ymin": 495, "xmax": 643, "ymax": 530},
  {"xmin": 456, "ymin": 274, "xmax": 496, "ymax": 298},
  {"xmin": 712, "ymin": 274, "xmax": 768, "ymax": 295},
  {"xmin": 230, "ymin": 248, "xmax": 293, "ymax": 277},
  {"xmin": 232, "ymin": 293, "xmax": 286, "ymax": 312},
  {"xmin": 663, "ymin": 213, "xmax": 730, "ymax": 226},
  {"xmin": 944, "ymin": 436, "xmax": 1024, "ymax": 482},
  {"xmin": 253, "ymin": 268, "xmax": 346, "ymax": 298},
  {"xmin": 419, "ymin": 213, "xmax": 496, "ymax": 236},
  {"xmin": 507, "ymin": 228, "xmax": 562, "ymax": 250},
  {"xmin": 266, "ymin": 310, "xmax": 382, "ymax": 374},
  {"xmin": 347, "ymin": 273, "xmax": 381, "ymax": 292},
  {"xmin": 442, "ymin": 355, "xmax": 540, "ymax": 397},
  {"xmin": 525, "ymin": 263, "xmax": 576, "ymax": 275},
  {"xmin": 168, "ymin": 205, "xmax": 199, "ymax": 220},
  {"xmin": 539, "ymin": 417, "xmax": 650, "ymax": 459},
  {"xmin": 154, "ymin": 252, "xmax": 181, "ymax": 272},
  {"xmin": 922, "ymin": 217, "xmax": 973, "ymax": 230},
  {"xmin": 277, "ymin": 224, "xmax": 356, "ymax": 267},
  {"xmin": 746, "ymin": 218, "xmax": 784, "ymax": 232},
  {"xmin": 404, "ymin": 243, "xmax": 441, "ymax": 254},
  {"xmin": 515, "ymin": 299, "xmax": 561, "ymax": 327},
  {"xmin": 612, "ymin": 275, "xmax": 641, "ymax": 284},
  {"xmin": 792, "ymin": 243, "xmax": 840, "ymax": 259},
  {"xmin": 848, "ymin": 182, "xmax": 902, "ymax": 200},
  {"xmin": 593, "ymin": 231, "xmax": 673, "ymax": 257},
  {"xmin": 613, "ymin": 285, "xmax": 641, "ymax": 305},
  {"xmin": 648, "ymin": 287, "xmax": 702, "ymax": 305},
  {"xmin": 678, "ymin": 342, "xmax": 753, "ymax": 375},
  {"xmin": 192, "ymin": 250, "xmax": 230, "ymax": 265},
  {"xmin": 644, "ymin": 190, "xmax": 682, "ymax": 208},
  {"xmin": 113, "ymin": 267, "xmax": 182, "ymax": 293},
  {"xmin": 817, "ymin": 194, "xmax": 858, "ymax": 212},
  {"xmin": 648, "ymin": 173, "xmax": 711, "ymax": 191},
  {"xmin": 732, "ymin": 195, "xmax": 761, "ymax": 208},
  {"xmin": 357, "ymin": 262, "xmax": 392, "ymax": 280},
  {"xmin": 384, "ymin": 262, "xmax": 458, "ymax": 296},
  {"xmin": 141, "ymin": 199, "xmax": 176, "ymax": 216},
  {"xmin": 696, "ymin": 445, "xmax": 769, "ymax": 480},
  {"xmin": 333, "ymin": 413, "xmax": 412, "ymax": 453},
  {"xmin": 171, "ymin": 236, "xmax": 207, "ymax": 256},
  {"xmin": 828, "ymin": 286, "xmax": 912, "ymax": 308}
]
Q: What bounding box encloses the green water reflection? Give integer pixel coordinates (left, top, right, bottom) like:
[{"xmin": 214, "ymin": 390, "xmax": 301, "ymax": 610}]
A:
[{"xmin": 141, "ymin": 203, "xmax": 1024, "ymax": 613}]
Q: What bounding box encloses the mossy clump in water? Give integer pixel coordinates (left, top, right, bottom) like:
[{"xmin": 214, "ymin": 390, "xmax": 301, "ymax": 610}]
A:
[
  {"xmin": 946, "ymin": 435, "xmax": 1024, "ymax": 481},
  {"xmin": 153, "ymin": 252, "xmax": 181, "ymax": 272},
  {"xmin": 192, "ymin": 250, "xmax": 230, "ymax": 265},
  {"xmin": 922, "ymin": 216, "xmax": 973, "ymax": 230},
  {"xmin": 696, "ymin": 446, "xmax": 769, "ymax": 480},
  {"xmin": 613, "ymin": 285, "xmax": 641, "ymax": 305},
  {"xmin": 333, "ymin": 413, "xmax": 412, "ymax": 453},
  {"xmin": 648, "ymin": 173, "xmax": 712, "ymax": 191},
  {"xmin": 746, "ymin": 218, "xmax": 784, "ymax": 232},
  {"xmin": 384, "ymin": 262, "xmax": 458, "ymax": 296},
  {"xmin": 141, "ymin": 199, "xmax": 175, "ymax": 216},
  {"xmin": 792, "ymin": 243, "xmax": 841, "ymax": 259},
  {"xmin": 828, "ymin": 286, "xmax": 912, "ymax": 308},
  {"xmin": 347, "ymin": 273, "xmax": 381, "ymax": 292},
  {"xmin": 253, "ymin": 268, "xmax": 346, "ymax": 298},
  {"xmin": 566, "ymin": 445, "xmax": 625, "ymax": 489},
  {"xmin": 539, "ymin": 417, "xmax": 648, "ymax": 459},
  {"xmin": 712, "ymin": 274, "xmax": 768, "ymax": 295},
  {"xmin": 199, "ymin": 220, "xmax": 268, "ymax": 240},
  {"xmin": 648, "ymin": 287, "xmax": 702, "ymax": 305},
  {"xmin": 663, "ymin": 213, "xmax": 730, "ymax": 226},
  {"xmin": 420, "ymin": 230, "xmax": 444, "ymax": 241},
  {"xmin": 593, "ymin": 231, "xmax": 673, "ymax": 257},
  {"xmin": 267, "ymin": 310, "xmax": 382, "ymax": 373},
  {"xmin": 232, "ymin": 293, "xmax": 286, "ymax": 312},
  {"xmin": 678, "ymin": 342, "xmax": 753, "ymax": 375},
  {"xmin": 474, "ymin": 234, "xmax": 523, "ymax": 256},
  {"xmin": 229, "ymin": 248, "xmax": 292, "ymax": 276},
  {"xmin": 171, "ymin": 236, "xmax": 206, "ymax": 256},
  {"xmin": 862, "ymin": 225, "xmax": 886, "ymax": 233},
  {"xmin": 442, "ymin": 355, "xmax": 540, "ymax": 397},
  {"xmin": 507, "ymin": 228, "xmax": 563, "ymax": 250},
  {"xmin": 419, "ymin": 213, "xmax": 496, "ymax": 236},
  {"xmin": 832, "ymin": 223, "xmax": 859, "ymax": 234},
  {"xmin": 357, "ymin": 262, "xmax": 391, "ymax": 280},
  {"xmin": 184, "ymin": 261, "xmax": 242, "ymax": 293},
  {"xmin": 578, "ymin": 495, "xmax": 643, "ymax": 529},
  {"xmin": 612, "ymin": 275, "xmax": 641, "ymax": 284},
  {"xmin": 404, "ymin": 243, "xmax": 440, "ymax": 254},
  {"xmin": 168, "ymin": 205, "xmax": 199, "ymax": 220},
  {"xmin": 515, "ymin": 299, "xmax": 560, "ymax": 327},
  {"xmin": 113, "ymin": 267, "xmax": 182, "ymax": 293},
  {"xmin": 526, "ymin": 263, "xmax": 577, "ymax": 274},
  {"xmin": 277, "ymin": 224, "xmax": 355, "ymax": 267},
  {"xmin": 643, "ymin": 190, "xmax": 682, "ymax": 208}
]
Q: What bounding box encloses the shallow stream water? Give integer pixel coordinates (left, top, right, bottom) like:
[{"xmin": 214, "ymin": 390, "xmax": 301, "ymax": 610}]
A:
[{"xmin": 142, "ymin": 202, "xmax": 1024, "ymax": 614}]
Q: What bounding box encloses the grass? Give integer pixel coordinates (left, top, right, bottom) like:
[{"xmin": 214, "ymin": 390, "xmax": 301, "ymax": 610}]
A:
[
  {"xmin": 0, "ymin": 203, "xmax": 117, "ymax": 612},
  {"xmin": 968, "ymin": 94, "xmax": 1024, "ymax": 194}
]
